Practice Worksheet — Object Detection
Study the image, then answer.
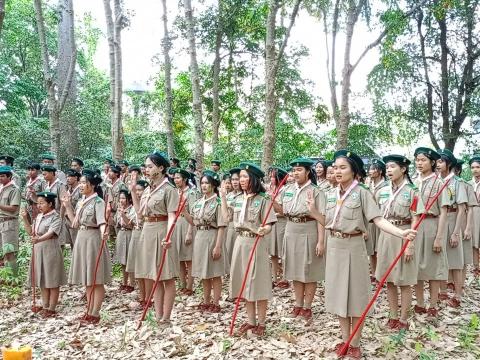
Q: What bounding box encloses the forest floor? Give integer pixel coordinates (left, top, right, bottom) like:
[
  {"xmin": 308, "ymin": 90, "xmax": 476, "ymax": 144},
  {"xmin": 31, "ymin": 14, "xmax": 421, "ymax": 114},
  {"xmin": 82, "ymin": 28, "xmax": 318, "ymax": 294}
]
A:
[{"xmin": 1, "ymin": 242, "xmax": 479, "ymax": 359}]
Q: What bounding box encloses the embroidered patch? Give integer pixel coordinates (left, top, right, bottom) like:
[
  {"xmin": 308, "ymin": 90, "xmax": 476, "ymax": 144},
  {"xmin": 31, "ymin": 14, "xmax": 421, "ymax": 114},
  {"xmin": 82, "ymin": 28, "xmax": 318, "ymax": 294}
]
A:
[
  {"xmin": 235, "ymin": 202, "xmax": 242, "ymax": 208},
  {"xmin": 327, "ymin": 197, "xmax": 336, "ymax": 203},
  {"xmin": 402, "ymin": 192, "xmax": 410, "ymax": 200},
  {"xmin": 253, "ymin": 200, "xmax": 261, "ymax": 207},
  {"xmin": 379, "ymin": 193, "xmax": 390, "ymax": 199},
  {"xmin": 284, "ymin": 192, "xmax": 294, "ymax": 197},
  {"xmin": 210, "ymin": 203, "xmax": 215, "ymax": 209},
  {"xmin": 350, "ymin": 192, "xmax": 359, "ymax": 200},
  {"xmin": 194, "ymin": 204, "xmax": 202, "ymax": 209}
]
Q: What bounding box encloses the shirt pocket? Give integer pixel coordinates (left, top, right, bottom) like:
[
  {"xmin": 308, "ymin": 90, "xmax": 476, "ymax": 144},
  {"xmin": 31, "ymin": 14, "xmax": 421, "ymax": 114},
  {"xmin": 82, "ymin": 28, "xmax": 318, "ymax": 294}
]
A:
[
  {"xmin": 247, "ymin": 204, "xmax": 262, "ymax": 224},
  {"xmin": 342, "ymin": 200, "xmax": 361, "ymax": 220},
  {"xmin": 393, "ymin": 197, "xmax": 411, "ymax": 218}
]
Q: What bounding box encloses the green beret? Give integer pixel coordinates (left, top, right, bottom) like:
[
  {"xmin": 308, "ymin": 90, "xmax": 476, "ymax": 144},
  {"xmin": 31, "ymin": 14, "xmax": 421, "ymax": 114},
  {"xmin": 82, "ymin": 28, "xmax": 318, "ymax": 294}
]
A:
[
  {"xmin": 211, "ymin": 160, "xmax": 221, "ymax": 166},
  {"xmin": 41, "ymin": 165, "xmax": 57, "ymax": 173},
  {"xmin": 128, "ymin": 165, "xmax": 142, "ymax": 173},
  {"xmin": 172, "ymin": 168, "xmax": 190, "ymax": 179},
  {"xmin": 202, "ymin": 169, "xmax": 221, "ymax": 183},
  {"xmin": 136, "ymin": 179, "xmax": 149, "ymax": 188},
  {"xmin": 370, "ymin": 158, "xmax": 386, "ymax": 169},
  {"xmin": 71, "ymin": 157, "xmax": 84, "ymax": 166},
  {"xmin": 270, "ymin": 166, "xmax": 288, "ymax": 179},
  {"xmin": 0, "ymin": 165, "xmax": 13, "ymax": 175},
  {"xmin": 36, "ymin": 191, "xmax": 57, "ymax": 200},
  {"xmin": 118, "ymin": 160, "xmax": 129, "ymax": 166},
  {"xmin": 468, "ymin": 156, "xmax": 480, "ymax": 166},
  {"xmin": 324, "ymin": 160, "xmax": 334, "ymax": 168},
  {"xmin": 455, "ymin": 159, "xmax": 465, "ymax": 167},
  {"xmin": 168, "ymin": 167, "xmax": 178, "ymax": 175},
  {"xmin": 438, "ymin": 149, "xmax": 457, "ymax": 166},
  {"xmin": 66, "ymin": 168, "xmax": 81, "ymax": 178},
  {"xmin": 383, "ymin": 154, "xmax": 411, "ymax": 166},
  {"xmin": 334, "ymin": 149, "xmax": 364, "ymax": 172},
  {"xmin": 239, "ymin": 162, "xmax": 265, "ymax": 178},
  {"xmin": 285, "ymin": 166, "xmax": 293, "ymax": 172},
  {"xmin": 289, "ymin": 157, "xmax": 315, "ymax": 168},
  {"xmin": 229, "ymin": 167, "xmax": 241, "ymax": 176},
  {"xmin": 0, "ymin": 155, "xmax": 14, "ymax": 165},
  {"xmin": 40, "ymin": 152, "xmax": 56, "ymax": 161},
  {"xmin": 188, "ymin": 158, "xmax": 197, "ymax": 164},
  {"xmin": 104, "ymin": 158, "xmax": 114, "ymax": 165},
  {"xmin": 170, "ymin": 157, "xmax": 180, "ymax": 163},
  {"xmin": 27, "ymin": 162, "xmax": 41, "ymax": 170},
  {"xmin": 149, "ymin": 151, "xmax": 170, "ymax": 168},
  {"xmin": 414, "ymin": 147, "xmax": 440, "ymax": 161},
  {"xmin": 110, "ymin": 165, "xmax": 121, "ymax": 174}
]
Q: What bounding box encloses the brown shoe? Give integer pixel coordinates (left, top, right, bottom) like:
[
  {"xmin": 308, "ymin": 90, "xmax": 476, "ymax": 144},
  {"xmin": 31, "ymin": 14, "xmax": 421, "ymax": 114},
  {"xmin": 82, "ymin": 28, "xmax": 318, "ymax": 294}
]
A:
[
  {"xmin": 31, "ymin": 305, "xmax": 43, "ymax": 313},
  {"xmin": 236, "ymin": 322, "xmax": 256, "ymax": 336},
  {"xmin": 289, "ymin": 306, "xmax": 302, "ymax": 318},
  {"xmin": 347, "ymin": 346, "xmax": 362, "ymax": 359},
  {"xmin": 300, "ymin": 308, "xmax": 312, "ymax": 320},
  {"xmin": 387, "ymin": 318, "xmax": 399, "ymax": 329},
  {"xmin": 253, "ymin": 324, "xmax": 266, "ymax": 337},
  {"xmin": 414, "ymin": 305, "xmax": 427, "ymax": 314},
  {"xmin": 333, "ymin": 342, "xmax": 348, "ymax": 356},
  {"xmin": 208, "ymin": 304, "xmax": 221, "ymax": 313},
  {"xmin": 197, "ymin": 303, "xmax": 210, "ymax": 312},
  {"xmin": 427, "ymin": 308, "xmax": 439, "ymax": 317},
  {"xmin": 276, "ymin": 280, "xmax": 289, "ymax": 289},
  {"xmin": 439, "ymin": 292, "xmax": 450, "ymax": 301},
  {"xmin": 394, "ymin": 320, "xmax": 409, "ymax": 331},
  {"xmin": 447, "ymin": 297, "xmax": 461, "ymax": 308}
]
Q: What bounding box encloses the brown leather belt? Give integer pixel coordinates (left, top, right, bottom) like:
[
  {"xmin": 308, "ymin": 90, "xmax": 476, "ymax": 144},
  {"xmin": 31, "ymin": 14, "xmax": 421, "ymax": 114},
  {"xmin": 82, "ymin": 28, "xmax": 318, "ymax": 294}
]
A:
[
  {"xmin": 447, "ymin": 207, "xmax": 457, "ymax": 213},
  {"xmin": 134, "ymin": 225, "xmax": 143, "ymax": 230},
  {"xmin": 424, "ymin": 214, "xmax": 438, "ymax": 219},
  {"xmin": 287, "ymin": 216, "xmax": 315, "ymax": 223},
  {"xmin": 79, "ymin": 225, "xmax": 99, "ymax": 230},
  {"xmin": 329, "ymin": 230, "xmax": 363, "ymax": 238},
  {"xmin": 119, "ymin": 227, "xmax": 132, "ymax": 231},
  {"xmin": 144, "ymin": 215, "xmax": 168, "ymax": 222},
  {"xmin": 0, "ymin": 216, "xmax": 17, "ymax": 222},
  {"xmin": 196, "ymin": 225, "xmax": 215, "ymax": 231},
  {"xmin": 237, "ymin": 230, "xmax": 257, "ymax": 238},
  {"xmin": 388, "ymin": 219, "xmax": 412, "ymax": 226}
]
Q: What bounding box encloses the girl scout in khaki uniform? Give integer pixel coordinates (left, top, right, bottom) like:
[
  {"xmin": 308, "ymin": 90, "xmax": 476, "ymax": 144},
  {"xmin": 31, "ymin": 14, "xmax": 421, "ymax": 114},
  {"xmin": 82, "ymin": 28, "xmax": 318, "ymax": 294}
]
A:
[
  {"xmin": 24, "ymin": 163, "xmax": 45, "ymax": 223},
  {"xmin": 229, "ymin": 162, "xmax": 276, "ymax": 336},
  {"xmin": 131, "ymin": 152, "xmax": 179, "ymax": 327},
  {"xmin": 468, "ymin": 156, "xmax": 480, "ymax": 276},
  {"xmin": 61, "ymin": 169, "xmax": 82, "ymax": 248},
  {"xmin": 185, "ymin": 170, "xmax": 226, "ymax": 313},
  {"xmin": 307, "ymin": 150, "xmax": 417, "ymax": 359},
  {"xmin": 126, "ymin": 179, "xmax": 148, "ymax": 307},
  {"xmin": 315, "ymin": 160, "xmax": 331, "ymax": 192},
  {"xmin": 375, "ymin": 155, "xmax": 419, "ymax": 331},
  {"xmin": 115, "ymin": 189, "xmax": 135, "ymax": 293},
  {"xmin": 266, "ymin": 167, "xmax": 289, "ymax": 288},
  {"xmin": 366, "ymin": 159, "xmax": 389, "ymax": 279},
  {"xmin": 413, "ymin": 147, "xmax": 449, "ymax": 317},
  {"xmin": 62, "ymin": 170, "xmax": 111, "ymax": 325},
  {"xmin": 22, "ymin": 192, "xmax": 66, "ymax": 318},
  {"xmin": 276, "ymin": 158, "xmax": 325, "ymax": 321},
  {"xmin": 437, "ymin": 149, "xmax": 468, "ymax": 308},
  {"xmin": 172, "ymin": 168, "xmax": 200, "ymax": 295}
]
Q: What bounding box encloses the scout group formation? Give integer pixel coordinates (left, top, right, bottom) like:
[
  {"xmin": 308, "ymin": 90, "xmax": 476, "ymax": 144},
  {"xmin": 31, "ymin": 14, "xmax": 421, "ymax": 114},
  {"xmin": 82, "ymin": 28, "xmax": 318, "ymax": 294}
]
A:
[{"xmin": 0, "ymin": 147, "xmax": 479, "ymax": 359}]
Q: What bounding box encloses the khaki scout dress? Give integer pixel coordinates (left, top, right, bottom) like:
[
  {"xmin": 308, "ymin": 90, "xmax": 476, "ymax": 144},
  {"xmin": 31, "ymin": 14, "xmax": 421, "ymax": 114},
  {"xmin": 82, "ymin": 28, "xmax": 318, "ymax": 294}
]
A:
[
  {"xmin": 324, "ymin": 183, "xmax": 381, "ymax": 317},
  {"xmin": 444, "ymin": 177, "xmax": 468, "ymax": 270},
  {"xmin": 414, "ymin": 175, "xmax": 449, "ymax": 281},
  {"xmin": 60, "ymin": 184, "xmax": 81, "ymax": 247},
  {"xmin": 268, "ymin": 187, "xmax": 287, "ymax": 257},
  {"xmin": 42, "ymin": 179, "xmax": 66, "ymax": 245},
  {"xmin": 135, "ymin": 181, "xmax": 179, "ymax": 281},
  {"xmin": 175, "ymin": 187, "xmax": 200, "ymax": 262},
  {"xmin": 114, "ymin": 206, "xmax": 134, "ymax": 265},
  {"xmin": 107, "ymin": 179, "xmax": 127, "ymax": 232},
  {"xmin": 375, "ymin": 182, "xmax": 419, "ymax": 286},
  {"xmin": 366, "ymin": 179, "xmax": 389, "ymax": 256},
  {"xmin": 28, "ymin": 211, "xmax": 66, "ymax": 288},
  {"xmin": 229, "ymin": 193, "xmax": 277, "ymax": 301},
  {"xmin": 463, "ymin": 182, "xmax": 477, "ymax": 265},
  {"xmin": 470, "ymin": 180, "xmax": 480, "ymax": 249},
  {"xmin": 225, "ymin": 190, "xmax": 242, "ymax": 270},
  {"xmin": 126, "ymin": 212, "xmax": 143, "ymax": 274},
  {"xmin": 191, "ymin": 195, "xmax": 227, "ymax": 279},
  {"xmin": 279, "ymin": 181, "xmax": 325, "ymax": 282},
  {"xmin": 69, "ymin": 195, "xmax": 112, "ymax": 285},
  {"xmin": 0, "ymin": 182, "xmax": 21, "ymax": 253}
]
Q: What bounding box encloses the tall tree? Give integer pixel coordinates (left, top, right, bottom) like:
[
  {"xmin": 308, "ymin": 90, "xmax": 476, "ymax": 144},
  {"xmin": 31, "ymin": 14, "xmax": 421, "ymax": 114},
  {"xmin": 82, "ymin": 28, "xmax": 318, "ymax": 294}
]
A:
[
  {"xmin": 0, "ymin": 0, "xmax": 5, "ymax": 37},
  {"xmin": 34, "ymin": 0, "xmax": 76, "ymax": 164},
  {"xmin": 57, "ymin": 0, "xmax": 79, "ymax": 158},
  {"xmin": 211, "ymin": 0, "xmax": 223, "ymax": 153},
  {"xmin": 184, "ymin": 0, "xmax": 204, "ymax": 170},
  {"xmin": 262, "ymin": 0, "xmax": 301, "ymax": 170},
  {"xmin": 161, "ymin": 0, "xmax": 175, "ymax": 158}
]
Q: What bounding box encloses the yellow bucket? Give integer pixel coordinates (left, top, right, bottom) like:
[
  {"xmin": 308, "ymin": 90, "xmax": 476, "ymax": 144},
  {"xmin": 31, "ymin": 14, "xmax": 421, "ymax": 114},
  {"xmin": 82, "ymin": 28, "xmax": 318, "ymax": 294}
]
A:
[{"xmin": 1, "ymin": 346, "xmax": 33, "ymax": 360}]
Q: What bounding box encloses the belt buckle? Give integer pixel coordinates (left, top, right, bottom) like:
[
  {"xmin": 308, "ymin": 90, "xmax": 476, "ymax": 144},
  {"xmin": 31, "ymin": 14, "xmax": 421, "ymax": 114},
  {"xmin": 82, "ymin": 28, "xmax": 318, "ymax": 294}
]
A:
[
  {"xmin": 79, "ymin": 225, "xmax": 86, "ymax": 230},
  {"xmin": 333, "ymin": 231, "xmax": 342, "ymax": 238},
  {"xmin": 292, "ymin": 217, "xmax": 300, "ymax": 223}
]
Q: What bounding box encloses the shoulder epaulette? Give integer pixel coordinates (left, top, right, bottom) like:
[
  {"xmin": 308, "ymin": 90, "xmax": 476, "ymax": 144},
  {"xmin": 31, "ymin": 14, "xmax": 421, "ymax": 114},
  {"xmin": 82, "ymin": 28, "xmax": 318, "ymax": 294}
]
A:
[
  {"xmin": 454, "ymin": 176, "xmax": 465, "ymax": 182},
  {"xmin": 96, "ymin": 196, "xmax": 102, "ymax": 203},
  {"xmin": 407, "ymin": 183, "xmax": 418, "ymax": 190},
  {"xmin": 358, "ymin": 183, "xmax": 369, "ymax": 190},
  {"xmin": 311, "ymin": 183, "xmax": 319, "ymax": 189},
  {"xmin": 259, "ymin": 192, "xmax": 270, "ymax": 200},
  {"xmin": 216, "ymin": 197, "xmax": 222, "ymax": 204}
]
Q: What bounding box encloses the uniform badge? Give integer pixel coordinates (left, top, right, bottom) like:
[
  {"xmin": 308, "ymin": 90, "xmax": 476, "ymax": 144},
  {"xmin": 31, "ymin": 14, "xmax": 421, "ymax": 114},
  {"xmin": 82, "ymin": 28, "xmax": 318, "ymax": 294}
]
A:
[
  {"xmin": 253, "ymin": 200, "xmax": 261, "ymax": 207},
  {"xmin": 402, "ymin": 192, "xmax": 410, "ymax": 200},
  {"xmin": 350, "ymin": 192, "xmax": 359, "ymax": 200}
]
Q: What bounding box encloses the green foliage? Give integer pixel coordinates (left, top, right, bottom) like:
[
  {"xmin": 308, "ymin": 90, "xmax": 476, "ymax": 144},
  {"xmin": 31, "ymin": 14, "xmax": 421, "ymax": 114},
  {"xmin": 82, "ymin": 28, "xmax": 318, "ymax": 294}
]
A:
[{"xmin": 457, "ymin": 314, "xmax": 480, "ymax": 351}]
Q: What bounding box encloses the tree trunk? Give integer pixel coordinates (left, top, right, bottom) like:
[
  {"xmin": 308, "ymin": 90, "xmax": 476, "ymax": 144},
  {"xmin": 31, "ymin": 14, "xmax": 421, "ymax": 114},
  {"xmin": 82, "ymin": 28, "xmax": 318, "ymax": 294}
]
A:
[
  {"xmin": 57, "ymin": 0, "xmax": 78, "ymax": 162},
  {"xmin": 113, "ymin": 0, "xmax": 124, "ymax": 161},
  {"xmin": 161, "ymin": 0, "xmax": 175, "ymax": 158},
  {"xmin": 211, "ymin": 0, "xmax": 223, "ymax": 153},
  {"xmin": 436, "ymin": 10, "xmax": 450, "ymax": 148},
  {"xmin": 0, "ymin": 0, "xmax": 5, "ymax": 38},
  {"xmin": 184, "ymin": 0, "xmax": 204, "ymax": 170}
]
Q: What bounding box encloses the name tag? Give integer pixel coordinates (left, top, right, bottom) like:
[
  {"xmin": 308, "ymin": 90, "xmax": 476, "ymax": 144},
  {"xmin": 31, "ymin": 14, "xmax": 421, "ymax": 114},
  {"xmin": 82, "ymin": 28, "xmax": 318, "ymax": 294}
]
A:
[
  {"xmin": 284, "ymin": 192, "xmax": 294, "ymax": 198},
  {"xmin": 327, "ymin": 197, "xmax": 336, "ymax": 203}
]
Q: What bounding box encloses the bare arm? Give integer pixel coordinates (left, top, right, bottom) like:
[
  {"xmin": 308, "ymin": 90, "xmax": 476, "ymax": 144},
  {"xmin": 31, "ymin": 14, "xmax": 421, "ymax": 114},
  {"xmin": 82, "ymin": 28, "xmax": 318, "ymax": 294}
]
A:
[{"xmin": 373, "ymin": 216, "xmax": 416, "ymax": 240}]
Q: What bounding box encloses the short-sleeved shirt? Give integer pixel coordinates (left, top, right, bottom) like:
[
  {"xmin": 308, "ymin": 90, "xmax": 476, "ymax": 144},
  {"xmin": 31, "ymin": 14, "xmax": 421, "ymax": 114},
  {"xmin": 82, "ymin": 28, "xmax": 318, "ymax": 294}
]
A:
[
  {"xmin": 414, "ymin": 175, "xmax": 448, "ymax": 215},
  {"xmin": 42, "ymin": 179, "xmax": 65, "ymax": 211},
  {"xmin": 24, "ymin": 177, "xmax": 45, "ymax": 204},
  {"xmin": 115, "ymin": 206, "xmax": 135, "ymax": 229},
  {"xmin": 0, "ymin": 183, "xmax": 21, "ymax": 217},
  {"xmin": 376, "ymin": 182, "xmax": 420, "ymax": 220},
  {"xmin": 445, "ymin": 176, "xmax": 468, "ymax": 207},
  {"xmin": 324, "ymin": 183, "xmax": 381, "ymax": 233},
  {"xmin": 34, "ymin": 210, "xmax": 62, "ymax": 236},
  {"xmin": 466, "ymin": 181, "xmax": 479, "ymax": 207},
  {"xmin": 317, "ymin": 179, "xmax": 331, "ymax": 193},
  {"xmin": 191, "ymin": 195, "xmax": 226, "ymax": 228},
  {"xmin": 233, "ymin": 193, "xmax": 277, "ymax": 233},
  {"xmin": 279, "ymin": 182, "xmax": 325, "ymax": 217},
  {"xmin": 108, "ymin": 179, "xmax": 127, "ymax": 212},
  {"xmin": 226, "ymin": 191, "xmax": 242, "ymax": 222},
  {"xmin": 141, "ymin": 181, "xmax": 179, "ymax": 216},
  {"xmin": 75, "ymin": 196, "xmax": 106, "ymax": 227},
  {"xmin": 179, "ymin": 187, "xmax": 201, "ymax": 215}
]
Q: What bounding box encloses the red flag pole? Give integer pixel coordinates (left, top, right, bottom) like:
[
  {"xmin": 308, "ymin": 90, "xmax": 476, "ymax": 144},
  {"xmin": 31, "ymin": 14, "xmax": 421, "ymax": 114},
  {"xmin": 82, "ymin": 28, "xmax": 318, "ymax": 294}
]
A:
[
  {"xmin": 229, "ymin": 174, "xmax": 288, "ymax": 336},
  {"xmin": 339, "ymin": 174, "xmax": 451, "ymax": 356},
  {"xmin": 136, "ymin": 192, "xmax": 187, "ymax": 330}
]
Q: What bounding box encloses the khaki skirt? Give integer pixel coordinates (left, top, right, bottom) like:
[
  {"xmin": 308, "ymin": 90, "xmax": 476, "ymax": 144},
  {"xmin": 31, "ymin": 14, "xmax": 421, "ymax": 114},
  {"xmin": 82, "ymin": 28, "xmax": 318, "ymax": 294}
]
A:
[
  {"xmin": 69, "ymin": 229, "xmax": 112, "ymax": 286},
  {"xmin": 283, "ymin": 220, "xmax": 324, "ymax": 282},
  {"xmin": 269, "ymin": 216, "xmax": 286, "ymax": 257},
  {"xmin": 115, "ymin": 228, "xmax": 132, "ymax": 265},
  {"xmin": 59, "ymin": 219, "xmax": 78, "ymax": 247},
  {"xmin": 445, "ymin": 211, "xmax": 464, "ymax": 270},
  {"xmin": 126, "ymin": 228, "xmax": 141, "ymax": 273},
  {"xmin": 473, "ymin": 207, "xmax": 480, "ymax": 249},
  {"xmin": 229, "ymin": 234, "xmax": 272, "ymax": 301},
  {"xmin": 135, "ymin": 222, "xmax": 179, "ymax": 281},
  {"xmin": 28, "ymin": 237, "xmax": 67, "ymax": 288},
  {"xmin": 224, "ymin": 222, "xmax": 236, "ymax": 272},
  {"xmin": 192, "ymin": 228, "xmax": 225, "ymax": 279},
  {"xmin": 325, "ymin": 234, "xmax": 370, "ymax": 317},
  {"xmin": 365, "ymin": 222, "xmax": 379, "ymax": 256},
  {"xmin": 375, "ymin": 224, "xmax": 417, "ymax": 286},
  {"xmin": 176, "ymin": 216, "xmax": 194, "ymax": 262},
  {"xmin": 416, "ymin": 217, "xmax": 448, "ymax": 281}
]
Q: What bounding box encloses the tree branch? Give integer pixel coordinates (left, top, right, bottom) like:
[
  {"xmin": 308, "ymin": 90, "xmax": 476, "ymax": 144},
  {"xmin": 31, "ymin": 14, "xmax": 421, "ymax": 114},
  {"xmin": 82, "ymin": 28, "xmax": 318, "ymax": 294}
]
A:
[
  {"xmin": 275, "ymin": 0, "xmax": 302, "ymax": 68},
  {"xmin": 57, "ymin": 49, "xmax": 77, "ymax": 113}
]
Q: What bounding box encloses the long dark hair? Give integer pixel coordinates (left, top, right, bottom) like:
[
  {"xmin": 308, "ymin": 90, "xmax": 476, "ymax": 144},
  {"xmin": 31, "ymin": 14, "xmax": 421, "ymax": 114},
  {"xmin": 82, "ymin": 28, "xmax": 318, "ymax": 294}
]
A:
[
  {"xmin": 245, "ymin": 170, "xmax": 266, "ymax": 194},
  {"xmin": 83, "ymin": 171, "xmax": 103, "ymax": 199},
  {"xmin": 201, "ymin": 175, "xmax": 220, "ymax": 195},
  {"xmin": 339, "ymin": 156, "xmax": 362, "ymax": 180},
  {"xmin": 369, "ymin": 163, "xmax": 386, "ymax": 179},
  {"xmin": 439, "ymin": 154, "xmax": 453, "ymax": 172},
  {"xmin": 390, "ymin": 161, "xmax": 413, "ymax": 184},
  {"xmin": 145, "ymin": 153, "xmax": 168, "ymax": 174},
  {"xmin": 119, "ymin": 189, "xmax": 132, "ymax": 204}
]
